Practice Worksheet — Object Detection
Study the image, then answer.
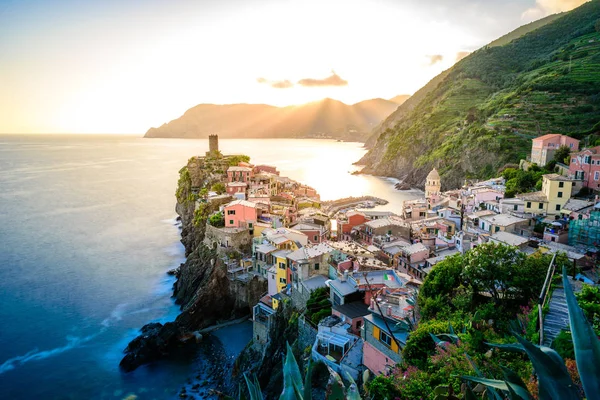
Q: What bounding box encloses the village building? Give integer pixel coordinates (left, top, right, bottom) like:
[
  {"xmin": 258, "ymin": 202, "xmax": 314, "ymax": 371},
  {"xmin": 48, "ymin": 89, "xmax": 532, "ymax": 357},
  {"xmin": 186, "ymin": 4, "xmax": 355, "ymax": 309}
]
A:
[
  {"xmin": 519, "ymin": 174, "xmax": 575, "ymax": 216},
  {"xmin": 358, "ymin": 217, "xmax": 411, "ymax": 244},
  {"xmin": 337, "ymin": 211, "xmax": 368, "ymax": 241},
  {"xmin": 568, "ymin": 145, "xmax": 600, "ymax": 191},
  {"xmin": 561, "ymin": 198, "xmax": 597, "ymax": 220},
  {"xmin": 530, "ymin": 134, "xmax": 579, "ymax": 166},
  {"xmin": 227, "ymin": 165, "xmax": 253, "ymax": 183},
  {"xmin": 223, "ymin": 199, "xmax": 258, "ymax": 229},
  {"xmin": 311, "ymin": 316, "xmax": 364, "ymax": 380},
  {"xmin": 287, "ymin": 243, "xmax": 336, "ymax": 307},
  {"xmin": 425, "ymin": 168, "xmax": 442, "ymax": 209},
  {"xmin": 478, "ymin": 213, "xmax": 530, "ymax": 235}
]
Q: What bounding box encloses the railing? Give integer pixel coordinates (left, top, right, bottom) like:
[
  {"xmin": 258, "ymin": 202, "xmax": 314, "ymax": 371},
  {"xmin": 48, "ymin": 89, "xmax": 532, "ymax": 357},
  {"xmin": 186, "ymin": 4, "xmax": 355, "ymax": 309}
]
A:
[{"xmin": 538, "ymin": 253, "xmax": 557, "ymax": 346}]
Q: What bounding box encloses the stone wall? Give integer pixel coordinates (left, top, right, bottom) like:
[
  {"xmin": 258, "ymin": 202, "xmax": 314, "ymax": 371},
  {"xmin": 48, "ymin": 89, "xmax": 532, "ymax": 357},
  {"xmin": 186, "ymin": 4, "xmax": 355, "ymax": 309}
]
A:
[
  {"xmin": 203, "ymin": 224, "xmax": 253, "ymax": 254},
  {"xmin": 290, "ymin": 284, "xmax": 312, "ymax": 310},
  {"xmin": 298, "ymin": 315, "xmax": 318, "ymax": 352}
]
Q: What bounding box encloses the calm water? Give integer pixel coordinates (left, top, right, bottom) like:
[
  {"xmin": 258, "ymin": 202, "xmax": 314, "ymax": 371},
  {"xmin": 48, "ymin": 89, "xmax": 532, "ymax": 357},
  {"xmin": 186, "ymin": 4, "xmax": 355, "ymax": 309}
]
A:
[{"xmin": 0, "ymin": 135, "xmax": 420, "ymax": 399}]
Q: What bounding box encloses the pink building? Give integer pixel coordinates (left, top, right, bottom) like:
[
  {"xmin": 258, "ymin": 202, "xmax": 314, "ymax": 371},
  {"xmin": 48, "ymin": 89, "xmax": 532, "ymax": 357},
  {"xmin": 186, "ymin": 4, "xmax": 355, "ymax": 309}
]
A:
[
  {"xmin": 530, "ymin": 134, "xmax": 579, "ymax": 166},
  {"xmin": 291, "ymin": 222, "xmax": 327, "ymax": 244},
  {"xmin": 226, "ymin": 182, "xmax": 247, "ymax": 195},
  {"xmin": 223, "ymin": 200, "xmax": 258, "ymax": 228},
  {"xmin": 569, "ymin": 146, "xmax": 600, "ymax": 191},
  {"xmin": 227, "ymin": 166, "xmax": 253, "ymax": 183}
]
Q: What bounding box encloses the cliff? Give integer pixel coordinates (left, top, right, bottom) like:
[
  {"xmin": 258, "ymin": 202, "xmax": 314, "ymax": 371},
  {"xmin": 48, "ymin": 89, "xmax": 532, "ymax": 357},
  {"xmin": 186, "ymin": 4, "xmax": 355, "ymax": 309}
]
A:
[
  {"xmin": 144, "ymin": 97, "xmax": 408, "ymax": 142},
  {"xmin": 359, "ymin": 2, "xmax": 600, "ymax": 190},
  {"xmin": 120, "ymin": 157, "xmax": 266, "ymax": 372}
]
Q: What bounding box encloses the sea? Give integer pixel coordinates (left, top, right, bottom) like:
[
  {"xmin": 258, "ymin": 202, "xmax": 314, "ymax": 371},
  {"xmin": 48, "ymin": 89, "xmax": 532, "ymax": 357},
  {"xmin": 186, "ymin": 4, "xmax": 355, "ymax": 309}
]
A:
[{"xmin": 0, "ymin": 134, "xmax": 421, "ymax": 399}]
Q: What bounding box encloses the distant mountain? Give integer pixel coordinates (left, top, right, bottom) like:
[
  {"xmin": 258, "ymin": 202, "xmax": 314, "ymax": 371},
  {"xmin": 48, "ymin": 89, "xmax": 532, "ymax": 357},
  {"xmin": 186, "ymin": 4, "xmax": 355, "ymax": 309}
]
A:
[
  {"xmin": 359, "ymin": 1, "xmax": 600, "ymax": 189},
  {"xmin": 144, "ymin": 97, "xmax": 407, "ymax": 141},
  {"xmin": 389, "ymin": 95, "xmax": 411, "ymax": 105}
]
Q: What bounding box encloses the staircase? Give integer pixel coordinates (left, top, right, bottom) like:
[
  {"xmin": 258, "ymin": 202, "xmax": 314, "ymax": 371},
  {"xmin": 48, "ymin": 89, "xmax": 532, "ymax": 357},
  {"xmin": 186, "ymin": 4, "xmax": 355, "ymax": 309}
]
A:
[{"xmin": 542, "ymin": 287, "xmax": 569, "ymax": 347}]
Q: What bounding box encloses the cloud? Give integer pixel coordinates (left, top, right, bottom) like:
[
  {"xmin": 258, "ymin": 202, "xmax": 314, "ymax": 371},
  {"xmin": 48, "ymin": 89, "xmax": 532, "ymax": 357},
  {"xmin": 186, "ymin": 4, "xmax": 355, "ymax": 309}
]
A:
[
  {"xmin": 297, "ymin": 71, "xmax": 348, "ymax": 87},
  {"xmin": 426, "ymin": 54, "xmax": 443, "ymax": 65},
  {"xmin": 455, "ymin": 51, "xmax": 471, "ymax": 62},
  {"xmin": 522, "ymin": 0, "xmax": 589, "ymax": 21},
  {"xmin": 256, "ymin": 77, "xmax": 294, "ymax": 89}
]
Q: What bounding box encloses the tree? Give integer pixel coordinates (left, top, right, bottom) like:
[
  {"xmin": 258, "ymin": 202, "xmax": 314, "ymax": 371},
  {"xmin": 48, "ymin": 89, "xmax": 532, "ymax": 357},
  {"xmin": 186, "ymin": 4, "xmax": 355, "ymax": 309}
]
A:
[
  {"xmin": 553, "ymin": 145, "xmax": 571, "ymax": 165},
  {"xmin": 227, "ymin": 155, "xmax": 251, "ymax": 166},
  {"xmin": 595, "ymin": 19, "xmax": 600, "ymax": 33},
  {"xmin": 208, "ymin": 212, "xmax": 224, "ymax": 227},
  {"xmin": 211, "ymin": 182, "xmax": 226, "ymax": 194}
]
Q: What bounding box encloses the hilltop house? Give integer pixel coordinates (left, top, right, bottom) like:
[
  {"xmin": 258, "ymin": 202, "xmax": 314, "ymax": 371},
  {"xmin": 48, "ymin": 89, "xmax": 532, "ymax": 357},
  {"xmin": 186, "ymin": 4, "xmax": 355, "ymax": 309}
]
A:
[
  {"xmin": 227, "ymin": 166, "xmax": 254, "ymax": 183},
  {"xmin": 530, "ymin": 134, "xmax": 579, "ymax": 166},
  {"xmin": 568, "ymin": 145, "xmax": 600, "ymax": 191}
]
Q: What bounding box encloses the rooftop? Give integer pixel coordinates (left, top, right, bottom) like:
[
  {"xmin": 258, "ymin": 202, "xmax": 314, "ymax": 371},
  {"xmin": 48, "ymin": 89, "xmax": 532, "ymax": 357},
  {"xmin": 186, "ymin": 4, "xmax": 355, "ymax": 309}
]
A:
[
  {"xmin": 287, "ymin": 243, "xmax": 335, "ymax": 262},
  {"xmin": 228, "ymin": 166, "xmax": 253, "ymax": 172},
  {"xmin": 517, "ymin": 191, "xmax": 548, "ymax": 202},
  {"xmin": 480, "ymin": 213, "xmax": 528, "ymax": 227},
  {"xmin": 302, "ymin": 275, "xmax": 329, "ymax": 291},
  {"xmin": 227, "ymin": 182, "xmax": 247, "ymax": 187},
  {"xmin": 272, "ymin": 249, "xmax": 292, "ymax": 259},
  {"xmin": 562, "ymin": 198, "xmax": 595, "ymax": 212},
  {"xmin": 364, "ymin": 314, "xmax": 408, "ymax": 344},
  {"xmin": 490, "ymin": 231, "xmax": 529, "ymax": 247},
  {"xmin": 364, "ymin": 217, "xmax": 410, "ymax": 229},
  {"xmin": 467, "ymin": 210, "xmax": 496, "ymax": 219},
  {"xmin": 333, "ymin": 301, "xmax": 370, "ymax": 319},
  {"xmin": 426, "ymin": 249, "xmax": 460, "ymax": 266},
  {"xmin": 532, "ymin": 133, "xmax": 566, "ymax": 141},
  {"xmin": 403, "ymin": 243, "xmax": 429, "ymax": 256},
  {"xmin": 226, "ymin": 199, "xmax": 257, "ymax": 208},
  {"xmin": 544, "ymin": 174, "xmax": 573, "ymax": 182},
  {"xmin": 255, "ymin": 243, "xmax": 277, "ymax": 253}
]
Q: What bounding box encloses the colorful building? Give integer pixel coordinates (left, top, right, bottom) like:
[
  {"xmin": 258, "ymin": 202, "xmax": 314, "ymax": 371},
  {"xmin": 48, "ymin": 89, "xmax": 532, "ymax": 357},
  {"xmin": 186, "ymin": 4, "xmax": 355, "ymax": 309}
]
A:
[
  {"xmin": 530, "ymin": 134, "xmax": 579, "ymax": 166},
  {"xmin": 227, "ymin": 166, "xmax": 253, "ymax": 183},
  {"xmin": 568, "ymin": 146, "xmax": 600, "ymax": 191},
  {"xmin": 223, "ymin": 199, "xmax": 258, "ymax": 228},
  {"xmin": 425, "ymin": 168, "xmax": 441, "ymax": 209},
  {"xmin": 519, "ymin": 174, "xmax": 575, "ymax": 216}
]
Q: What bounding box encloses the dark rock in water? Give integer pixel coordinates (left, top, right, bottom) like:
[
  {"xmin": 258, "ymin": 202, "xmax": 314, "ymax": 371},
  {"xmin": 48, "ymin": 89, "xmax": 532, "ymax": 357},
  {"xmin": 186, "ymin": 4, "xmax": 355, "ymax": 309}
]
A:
[
  {"xmin": 394, "ymin": 182, "xmax": 411, "ymax": 190},
  {"xmin": 166, "ymin": 267, "xmax": 180, "ymax": 276},
  {"xmin": 119, "ymin": 322, "xmax": 191, "ymax": 372}
]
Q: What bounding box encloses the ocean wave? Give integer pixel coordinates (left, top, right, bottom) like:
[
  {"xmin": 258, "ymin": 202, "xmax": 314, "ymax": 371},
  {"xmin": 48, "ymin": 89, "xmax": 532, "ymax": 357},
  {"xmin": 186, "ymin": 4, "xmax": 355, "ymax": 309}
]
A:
[{"xmin": 0, "ymin": 332, "xmax": 101, "ymax": 375}]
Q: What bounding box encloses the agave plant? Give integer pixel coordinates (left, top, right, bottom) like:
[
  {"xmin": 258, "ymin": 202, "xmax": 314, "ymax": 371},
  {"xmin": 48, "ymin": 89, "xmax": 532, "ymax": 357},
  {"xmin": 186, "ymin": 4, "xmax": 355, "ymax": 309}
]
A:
[
  {"xmin": 455, "ymin": 268, "xmax": 600, "ymax": 400},
  {"xmin": 238, "ymin": 343, "xmax": 362, "ymax": 400}
]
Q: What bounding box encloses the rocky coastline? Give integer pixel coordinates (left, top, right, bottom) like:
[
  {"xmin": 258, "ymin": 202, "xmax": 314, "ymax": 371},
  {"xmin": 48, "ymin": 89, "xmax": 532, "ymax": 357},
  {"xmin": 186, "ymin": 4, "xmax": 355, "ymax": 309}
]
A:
[{"xmin": 120, "ymin": 159, "xmax": 266, "ymax": 379}]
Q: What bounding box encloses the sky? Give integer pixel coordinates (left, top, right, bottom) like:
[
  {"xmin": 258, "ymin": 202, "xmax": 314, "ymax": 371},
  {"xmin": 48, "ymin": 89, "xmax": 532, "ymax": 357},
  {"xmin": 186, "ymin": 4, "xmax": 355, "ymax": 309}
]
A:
[{"xmin": 0, "ymin": 0, "xmax": 590, "ymax": 134}]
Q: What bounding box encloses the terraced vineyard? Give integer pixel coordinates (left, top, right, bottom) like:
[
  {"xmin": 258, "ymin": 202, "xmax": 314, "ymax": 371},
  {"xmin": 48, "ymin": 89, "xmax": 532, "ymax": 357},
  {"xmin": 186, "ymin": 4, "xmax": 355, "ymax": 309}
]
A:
[{"xmin": 361, "ymin": 1, "xmax": 600, "ymax": 189}]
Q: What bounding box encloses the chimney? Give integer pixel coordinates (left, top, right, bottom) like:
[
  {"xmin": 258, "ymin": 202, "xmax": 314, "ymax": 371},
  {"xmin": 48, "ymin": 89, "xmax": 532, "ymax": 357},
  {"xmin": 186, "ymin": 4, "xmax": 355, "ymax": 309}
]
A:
[
  {"xmin": 370, "ymin": 298, "xmax": 375, "ymax": 310},
  {"xmin": 386, "ymin": 305, "xmax": 392, "ymax": 316},
  {"xmin": 341, "ymin": 270, "xmax": 348, "ymax": 282}
]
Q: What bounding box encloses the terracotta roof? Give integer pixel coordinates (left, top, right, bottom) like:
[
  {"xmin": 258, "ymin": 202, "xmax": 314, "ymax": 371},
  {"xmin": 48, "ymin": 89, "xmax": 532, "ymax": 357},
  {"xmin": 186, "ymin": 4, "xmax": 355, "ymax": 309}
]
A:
[{"xmin": 532, "ymin": 133, "xmax": 562, "ymax": 141}]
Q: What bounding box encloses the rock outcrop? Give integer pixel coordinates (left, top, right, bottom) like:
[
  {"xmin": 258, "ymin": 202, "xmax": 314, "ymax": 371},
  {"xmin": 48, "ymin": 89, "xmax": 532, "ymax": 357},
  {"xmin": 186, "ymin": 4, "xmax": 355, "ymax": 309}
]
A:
[{"xmin": 121, "ymin": 157, "xmax": 267, "ymax": 372}]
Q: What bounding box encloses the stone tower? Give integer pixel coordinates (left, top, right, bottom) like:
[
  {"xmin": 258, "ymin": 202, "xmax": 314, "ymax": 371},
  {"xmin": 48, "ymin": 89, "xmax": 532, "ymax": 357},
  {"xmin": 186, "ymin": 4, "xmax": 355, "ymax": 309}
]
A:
[
  {"xmin": 208, "ymin": 134, "xmax": 219, "ymax": 154},
  {"xmin": 425, "ymin": 168, "xmax": 441, "ymax": 207}
]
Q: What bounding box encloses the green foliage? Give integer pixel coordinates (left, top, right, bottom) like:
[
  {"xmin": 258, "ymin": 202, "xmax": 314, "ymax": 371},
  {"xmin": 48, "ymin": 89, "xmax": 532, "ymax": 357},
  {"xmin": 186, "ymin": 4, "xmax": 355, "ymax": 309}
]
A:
[
  {"xmin": 228, "ymin": 155, "xmax": 251, "ymax": 166},
  {"xmin": 575, "ymin": 284, "xmax": 600, "ymax": 330},
  {"xmin": 502, "ymin": 167, "xmax": 549, "ymax": 197},
  {"xmin": 419, "ymin": 243, "xmax": 553, "ymax": 323},
  {"xmin": 553, "ymin": 145, "xmax": 572, "ymax": 164},
  {"xmin": 403, "ymin": 320, "xmax": 451, "ymax": 368},
  {"xmin": 193, "ymin": 203, "xmax": 209, "ymax": 227},
  {"xmin": 208, "ymin": 212, "xmax": 224, "ymax": 227},
  {"xmin": 365, "ymin": 376, "xmax": 398, "ymax": 399},
  {"xmin": 176, "ymin": 167, "xmax": 192, "ymax": 202},
  {"xmin": 553, "ymin": 330, "xmax": 575, "ymax": 360},
  {"xmin": 595, "ymin": 19, "xmax": 600, "ymax": 33},
  {"xmin": 305, "ymin": 287, "xmax": 331, "ymax": 325},
  {"xmin": 211, "ymin": 182, "xmax": 227, "ymax": 194}
]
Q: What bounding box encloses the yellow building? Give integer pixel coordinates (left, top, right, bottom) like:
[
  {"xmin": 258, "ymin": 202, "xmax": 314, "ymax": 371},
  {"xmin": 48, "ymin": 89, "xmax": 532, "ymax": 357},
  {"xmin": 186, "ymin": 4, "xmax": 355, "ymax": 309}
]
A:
[
  {"xmin": 519, "ymin": 174, "xmax": 574, "ymax": 215},
  {"xmin": 272, "ymin": 249, "xmax": 291, "ymax": 292}
]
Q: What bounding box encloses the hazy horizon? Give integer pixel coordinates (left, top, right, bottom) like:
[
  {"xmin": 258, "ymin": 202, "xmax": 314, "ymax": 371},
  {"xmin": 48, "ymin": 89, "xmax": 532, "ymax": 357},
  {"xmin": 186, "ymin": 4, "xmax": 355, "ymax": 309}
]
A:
[{"xmin": 0, "ymin": 0, "xmax": 590, "ymax": 134}]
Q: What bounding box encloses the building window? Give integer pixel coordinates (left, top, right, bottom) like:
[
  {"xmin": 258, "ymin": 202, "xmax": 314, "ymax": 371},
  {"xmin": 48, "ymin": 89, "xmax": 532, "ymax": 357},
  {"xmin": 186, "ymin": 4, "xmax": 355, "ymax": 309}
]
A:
[
  {"xmin": 495, "ymin": 226, "xmax": 500, "ymax": 233},
  {"xmin": 514, "ymin": 205, "xmax": 518, "ymax": 211},
  {"xmin": 538, "ymin": 203, "xmax": 544, "ymax": 210},
  {"xmin": 556, "ymin": 204, "xmax": 561, "ymax": 211},
  {"xmin": 559, "ymin": 182, "xmax": 564, "ymax": 188},
  {"xmin": 314, "ymin": 263, "xmax": 320, "ymax": 270},
  {"xmin": 227, "ymin": 210, "xmax": 236, "ymax": 215},
  {"xmin": 313, "ymin": 235, "xmax": 318, "ymax": 242},
  {"xmin": 249, "ymin": 223, "xmax": 253, "ymax": 228},
  {"xmin": 572, "ymin": 158, "xmax": 576, "ymax": 163},
  {"xmin": 380, "ymin": 330, "xmax": 392, "ymax": 347},
  {"xmin": 279, "ymin": 277, "xmax": 286, "ymax": 283},
  {"xmin": 595, "ymin": 171, "xmax": 600, "ymax": 181},
  {"xmin": 557, "ymin": 192, "xmax": 563, "ymax": 198},
  {"xmin": 279, "ymin": 262, "xmax": 286, "ymax": 269},
  {"xmin": 527, "ymin": 202, "xmax": 532, "ymax": 208},
  {"xmin": 229, "ymin": 220, "xmax": 234, "ymax": 225},
  {"xmin": 584, "ymin": 156, "xmax": 591, "ymax": 164}
]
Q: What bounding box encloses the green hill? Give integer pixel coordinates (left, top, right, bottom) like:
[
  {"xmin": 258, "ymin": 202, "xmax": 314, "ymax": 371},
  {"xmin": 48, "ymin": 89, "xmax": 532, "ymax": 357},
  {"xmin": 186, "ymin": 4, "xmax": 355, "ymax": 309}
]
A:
[{"xmin": 359, "ymin": 1, "xmax": 600, "ymax": 189}]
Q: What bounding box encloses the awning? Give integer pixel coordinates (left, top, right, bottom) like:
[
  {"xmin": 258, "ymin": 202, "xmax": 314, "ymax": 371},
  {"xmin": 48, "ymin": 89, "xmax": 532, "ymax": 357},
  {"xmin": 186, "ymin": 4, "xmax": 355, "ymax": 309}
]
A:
[{"xmin": 317, "ymin": 331, "xmax": 351, "ymax": 347}]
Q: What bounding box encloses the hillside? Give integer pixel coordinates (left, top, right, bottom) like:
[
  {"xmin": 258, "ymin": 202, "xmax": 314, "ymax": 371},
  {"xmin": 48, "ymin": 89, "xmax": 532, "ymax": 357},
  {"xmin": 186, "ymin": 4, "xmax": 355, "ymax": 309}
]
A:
[
  {"xmin": 144, "ymin": 97, "xmax": 404, "ymax": 141},
  {"xmin": 359, "ymin": 1, "xmax": 600, "ymax": 189}
]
